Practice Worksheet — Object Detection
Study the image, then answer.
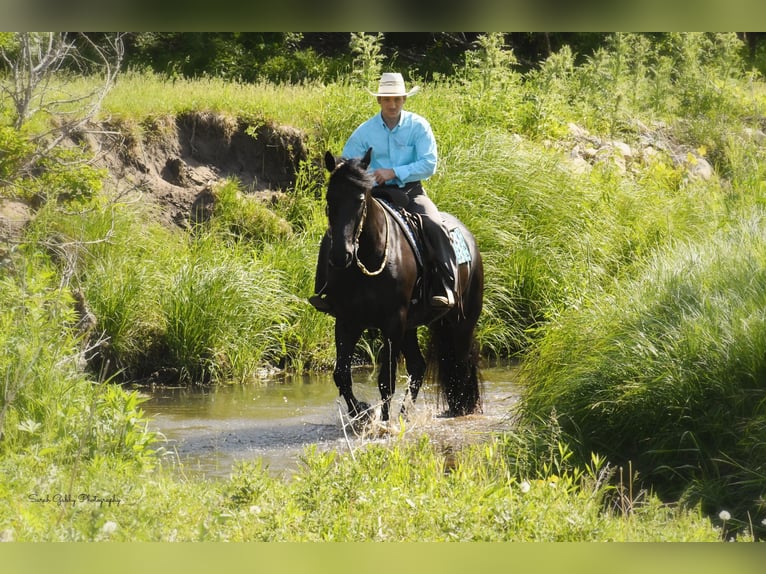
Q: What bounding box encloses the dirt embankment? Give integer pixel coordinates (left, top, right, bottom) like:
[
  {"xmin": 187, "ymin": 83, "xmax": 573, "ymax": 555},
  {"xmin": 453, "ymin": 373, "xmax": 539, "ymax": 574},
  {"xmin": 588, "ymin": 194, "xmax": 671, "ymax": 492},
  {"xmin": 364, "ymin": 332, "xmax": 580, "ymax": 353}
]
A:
[
  {"xmin": 1, "ymin": 111, "xmax": 307, "ymax": 244},
  {"xmin": 96, "ymin": 111, "xmax": 308, "ymax": 228}
]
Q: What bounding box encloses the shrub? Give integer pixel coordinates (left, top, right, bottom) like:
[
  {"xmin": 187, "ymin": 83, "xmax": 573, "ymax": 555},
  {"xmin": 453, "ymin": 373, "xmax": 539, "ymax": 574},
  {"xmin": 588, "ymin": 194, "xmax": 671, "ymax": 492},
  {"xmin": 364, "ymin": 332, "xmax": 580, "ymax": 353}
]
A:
[
  {"xmin": 0, "ymin": 248, "xmax": 156, "ymax": 465},
  {"xmin": 209, "ymin": 179, "xmax": 293, "ymax": 243}
]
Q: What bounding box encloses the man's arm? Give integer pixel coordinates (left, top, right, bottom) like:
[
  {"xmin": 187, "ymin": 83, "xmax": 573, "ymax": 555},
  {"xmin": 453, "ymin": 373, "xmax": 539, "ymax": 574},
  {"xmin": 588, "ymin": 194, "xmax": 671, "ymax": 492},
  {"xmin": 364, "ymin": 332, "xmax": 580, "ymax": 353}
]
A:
[{"xmin": 393, "ymin": 118, "xmax": 437, "ymax": 183}]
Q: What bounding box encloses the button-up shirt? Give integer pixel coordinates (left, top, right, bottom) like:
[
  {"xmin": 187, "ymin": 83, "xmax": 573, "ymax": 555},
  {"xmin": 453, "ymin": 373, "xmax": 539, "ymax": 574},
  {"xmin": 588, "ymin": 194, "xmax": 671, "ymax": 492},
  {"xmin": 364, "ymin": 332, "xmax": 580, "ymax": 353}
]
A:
[{"xmin": 342, "ymin": 110, "xmax": 438, "ymax": 187}]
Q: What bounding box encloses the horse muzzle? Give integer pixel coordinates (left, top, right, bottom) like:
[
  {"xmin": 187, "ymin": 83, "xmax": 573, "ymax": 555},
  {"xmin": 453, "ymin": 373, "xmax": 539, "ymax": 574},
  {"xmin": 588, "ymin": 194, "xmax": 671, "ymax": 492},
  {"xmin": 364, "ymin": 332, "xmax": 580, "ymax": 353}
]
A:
[{"xmin": 328, "ymin": 241, "xmax": 354, "ymax": 269}]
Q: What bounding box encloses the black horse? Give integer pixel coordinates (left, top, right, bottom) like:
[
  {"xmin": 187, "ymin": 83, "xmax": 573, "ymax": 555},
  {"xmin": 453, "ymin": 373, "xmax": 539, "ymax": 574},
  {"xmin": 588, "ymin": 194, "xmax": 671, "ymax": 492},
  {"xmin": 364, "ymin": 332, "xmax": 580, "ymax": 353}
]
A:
[{"xmin": 316, "ymin": 148, "xmax": 484, "ymax": 422}]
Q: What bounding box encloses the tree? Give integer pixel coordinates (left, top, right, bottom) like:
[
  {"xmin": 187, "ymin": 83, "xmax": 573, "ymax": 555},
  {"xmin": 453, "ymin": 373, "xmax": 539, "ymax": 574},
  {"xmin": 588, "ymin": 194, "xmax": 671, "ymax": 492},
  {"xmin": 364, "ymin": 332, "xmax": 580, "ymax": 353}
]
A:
[{"xmin": 0, "ymin": 32, "xmax": 124, "ymax": 179}]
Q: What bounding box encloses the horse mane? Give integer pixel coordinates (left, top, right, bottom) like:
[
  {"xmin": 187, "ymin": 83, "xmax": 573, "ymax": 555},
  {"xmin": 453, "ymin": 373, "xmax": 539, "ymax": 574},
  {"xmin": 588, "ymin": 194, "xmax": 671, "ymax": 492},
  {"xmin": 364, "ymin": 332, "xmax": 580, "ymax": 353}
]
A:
[{"xmin": 330, "ymin": 156, "xmax": 374, "ymax": 191}]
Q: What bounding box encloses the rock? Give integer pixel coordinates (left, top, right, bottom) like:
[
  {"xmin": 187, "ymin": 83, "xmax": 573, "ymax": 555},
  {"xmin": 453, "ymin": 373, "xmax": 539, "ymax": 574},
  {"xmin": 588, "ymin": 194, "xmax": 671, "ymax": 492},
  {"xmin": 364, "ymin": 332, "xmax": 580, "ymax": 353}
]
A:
[
  {"xmin": 686, "ymin": 155, "xmax": 714, "ymax": 180},
  {"xmin": 568, "ymin": 122, "xmax": 591, "ymax": 139},
  {"xmin": 594, "ymin": 146, "xmax": 627, "ymax": 173},
  {"xmin": 611, "ymin": 140, "xmax": 634, "ymax": 159},
  {"xmin": 568, "ymin": 156, "xmax": 592, "ymax": 175},
  {"xmin": 641, "ymin": 146, "xmax": 661, "ymax": 163},
  {"xmin": 0, "ymin": 199, "xmax": 32, "ymax": 243},
  {"xmin": 743, "ymin": 127, "xmax": 766, "ymax": 143}
]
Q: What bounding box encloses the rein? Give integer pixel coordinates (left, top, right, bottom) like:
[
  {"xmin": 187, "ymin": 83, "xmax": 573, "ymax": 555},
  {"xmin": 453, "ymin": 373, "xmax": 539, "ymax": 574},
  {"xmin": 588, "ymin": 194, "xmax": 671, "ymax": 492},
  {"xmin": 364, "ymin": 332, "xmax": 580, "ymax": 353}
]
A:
[{"xmin": 353, "ymin": 195, "xmax": 389, "ymax": 276}]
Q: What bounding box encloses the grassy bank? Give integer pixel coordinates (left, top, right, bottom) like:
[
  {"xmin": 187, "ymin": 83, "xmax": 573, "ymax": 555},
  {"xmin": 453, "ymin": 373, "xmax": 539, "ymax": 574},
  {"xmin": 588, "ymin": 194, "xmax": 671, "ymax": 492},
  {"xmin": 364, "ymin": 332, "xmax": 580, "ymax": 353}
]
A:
[
  {"xmin": 3, "ymin": 33, "xmax": 766, "ymax": 540},
  {"xmin": 0, "ymin": 434, "xmax": 728, "ymax": 541},
  {"xmin": 519, "ymin": 215, "xmax": 766, "ymax": 531}
]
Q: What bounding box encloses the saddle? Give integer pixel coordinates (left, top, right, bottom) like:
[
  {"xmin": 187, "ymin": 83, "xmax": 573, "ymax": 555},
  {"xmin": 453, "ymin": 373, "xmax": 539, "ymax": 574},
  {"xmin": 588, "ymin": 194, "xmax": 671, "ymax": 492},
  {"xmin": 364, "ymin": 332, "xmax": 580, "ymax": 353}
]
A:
[
  {"xmin": 371, "ymin": 188, "xmax": 425, "ymax": 270},
  {"xmin": 371, "ymin": 187, "xmax": 473, "ymax": 266}
]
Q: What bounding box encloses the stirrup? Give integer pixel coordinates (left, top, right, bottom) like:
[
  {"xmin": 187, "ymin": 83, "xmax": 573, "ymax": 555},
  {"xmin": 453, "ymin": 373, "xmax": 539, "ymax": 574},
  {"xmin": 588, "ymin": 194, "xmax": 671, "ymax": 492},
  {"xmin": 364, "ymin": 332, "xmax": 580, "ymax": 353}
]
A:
[{"xmin": 430, "ymin": 288, "xmax": 455, "ymax": 309}]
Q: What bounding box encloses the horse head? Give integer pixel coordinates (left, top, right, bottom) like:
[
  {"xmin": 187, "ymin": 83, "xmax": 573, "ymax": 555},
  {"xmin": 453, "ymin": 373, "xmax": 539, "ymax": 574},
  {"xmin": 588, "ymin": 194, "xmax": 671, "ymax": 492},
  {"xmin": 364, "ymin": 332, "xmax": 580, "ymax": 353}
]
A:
[{"xmin": 324, "ymin": 148, "xmax": 373, "ymax": 269}]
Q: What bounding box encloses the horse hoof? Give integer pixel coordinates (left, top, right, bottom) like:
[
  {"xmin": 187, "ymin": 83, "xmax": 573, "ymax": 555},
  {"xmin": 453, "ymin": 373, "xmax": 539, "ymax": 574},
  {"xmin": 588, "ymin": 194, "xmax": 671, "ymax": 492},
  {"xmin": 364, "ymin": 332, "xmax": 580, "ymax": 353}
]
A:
[{"xmin": 350, "ymin": 401, "xmax": 373, "ymax": 420}]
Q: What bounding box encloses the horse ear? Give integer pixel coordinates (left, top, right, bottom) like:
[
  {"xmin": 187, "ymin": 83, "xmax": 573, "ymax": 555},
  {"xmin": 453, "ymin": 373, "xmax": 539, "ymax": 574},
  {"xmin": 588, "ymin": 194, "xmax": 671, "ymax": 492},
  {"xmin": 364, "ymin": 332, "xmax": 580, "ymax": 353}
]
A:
[
  {"xmin": 361, "ymin": 147, "xmax": 372, "ymax": 169},
  {"xmin": 325, "ymin": 151, "xmax": 336, "ymax": 172}
]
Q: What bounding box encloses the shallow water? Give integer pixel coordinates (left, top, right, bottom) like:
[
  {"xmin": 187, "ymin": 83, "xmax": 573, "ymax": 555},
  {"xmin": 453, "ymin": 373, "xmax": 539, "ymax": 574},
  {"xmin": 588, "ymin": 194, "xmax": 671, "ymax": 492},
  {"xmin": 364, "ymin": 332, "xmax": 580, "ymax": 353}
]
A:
[{"xmin": 139, "ymin": 365, "xmax": 521, "ymax": 479}]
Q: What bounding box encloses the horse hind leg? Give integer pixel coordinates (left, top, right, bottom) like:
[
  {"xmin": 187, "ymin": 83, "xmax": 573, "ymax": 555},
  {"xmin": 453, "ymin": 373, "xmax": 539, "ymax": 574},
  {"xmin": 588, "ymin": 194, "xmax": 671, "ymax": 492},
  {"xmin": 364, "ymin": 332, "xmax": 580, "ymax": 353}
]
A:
[{"xmin": 430, "ymin": 320, "xmax": 481, "ymax": 416}]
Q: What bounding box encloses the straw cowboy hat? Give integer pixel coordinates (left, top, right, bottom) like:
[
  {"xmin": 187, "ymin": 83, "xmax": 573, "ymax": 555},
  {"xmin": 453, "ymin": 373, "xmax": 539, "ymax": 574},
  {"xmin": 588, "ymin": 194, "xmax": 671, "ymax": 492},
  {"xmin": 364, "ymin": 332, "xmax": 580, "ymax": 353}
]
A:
[{"xmin": 368, "ymin": 72, "xmax": 420, "ymax": 97}]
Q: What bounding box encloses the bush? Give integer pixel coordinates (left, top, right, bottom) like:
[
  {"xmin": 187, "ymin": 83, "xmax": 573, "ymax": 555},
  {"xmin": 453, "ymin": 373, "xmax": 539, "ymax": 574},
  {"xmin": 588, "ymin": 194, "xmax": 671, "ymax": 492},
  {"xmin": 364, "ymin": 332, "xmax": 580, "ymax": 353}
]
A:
[
  {"xmin": 158, "ymin": 236, "xmax": 294, "ymax": 382},
  {"xmin": 0, "ymin": 248, "xmax": 156, "ymax": 465},
  {"xmin": 209, "ymin": 179, "xmax": 293, "ymax": 243}
]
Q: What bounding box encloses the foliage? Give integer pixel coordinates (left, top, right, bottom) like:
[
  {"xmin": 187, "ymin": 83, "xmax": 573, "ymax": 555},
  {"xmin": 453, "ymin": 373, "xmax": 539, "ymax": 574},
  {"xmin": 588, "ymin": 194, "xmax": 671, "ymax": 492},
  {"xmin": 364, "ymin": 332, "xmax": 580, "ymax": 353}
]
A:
[
  {"xmin": 117, "ymin": 32, "xmax": 766, "ymax": 83},
  {"xmin": 124, "ymin": 32, "xmax": 336, "ymax": 84},
  {"xmin": 0, "ymin": 247, "xmax": 157, "ymax": 467},
  {"xmin": 158, "ymin": 235, "xmax": 295, "ymax": 382},
  {"xmin": 24, "ymin": 194, "xmax": 325, "ymax": 382},
  {"xmin": 0, "ymin": 33, "xmax": 121, "ymax": 204},
  {"xmin": 0, "ymin": 125, "xmax": 32, "ymax": 184},
  {"xmin": 454, "ymin": 33, "xmax": 523, "ymax": 132},
  {"xmin": 349, "ymin": 32, "xmax": 386, "ymax": 88},
  {"xmin": 208, "ymin": 179, "xmax": 293, "ymax": 243}
]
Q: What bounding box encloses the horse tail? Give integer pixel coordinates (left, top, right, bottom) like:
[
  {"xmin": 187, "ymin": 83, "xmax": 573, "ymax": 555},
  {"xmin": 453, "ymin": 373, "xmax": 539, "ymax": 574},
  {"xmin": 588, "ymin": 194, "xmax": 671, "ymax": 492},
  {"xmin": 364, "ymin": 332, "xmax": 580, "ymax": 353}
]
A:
[{"xmin": 427, "ymin": 321, "xmax": 482, "ymax": 416}]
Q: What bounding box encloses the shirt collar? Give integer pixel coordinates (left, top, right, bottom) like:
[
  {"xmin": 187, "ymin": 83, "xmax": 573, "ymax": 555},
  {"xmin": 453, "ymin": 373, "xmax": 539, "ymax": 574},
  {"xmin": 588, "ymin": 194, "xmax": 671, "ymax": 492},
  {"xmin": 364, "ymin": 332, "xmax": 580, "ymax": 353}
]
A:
[{"xmin": 379, "ymin": 111, "xmax": 405, "ymax": 130}]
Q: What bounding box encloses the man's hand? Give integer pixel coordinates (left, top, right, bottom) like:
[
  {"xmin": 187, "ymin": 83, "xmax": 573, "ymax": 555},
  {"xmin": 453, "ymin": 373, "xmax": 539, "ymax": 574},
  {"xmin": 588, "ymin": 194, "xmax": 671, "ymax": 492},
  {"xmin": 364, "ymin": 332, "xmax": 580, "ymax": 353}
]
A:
[{"xmin": 373, "ymin": 168, "xmax": 396, "ymax": 185}]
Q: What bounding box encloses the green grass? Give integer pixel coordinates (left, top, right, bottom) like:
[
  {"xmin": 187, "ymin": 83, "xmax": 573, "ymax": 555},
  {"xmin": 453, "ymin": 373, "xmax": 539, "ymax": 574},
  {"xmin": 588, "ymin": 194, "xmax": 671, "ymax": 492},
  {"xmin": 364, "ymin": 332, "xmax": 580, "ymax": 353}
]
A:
[
  {"xmin": 0, "ymin": 434, "xmax": 728, "ymax": 542},
  {"xmin": 0, "ymin": 248, "xmax": 156, "ymax": 465},
  {"xmin": 518, "ymin": 214, "xmax": 766, "ymax": 533}
]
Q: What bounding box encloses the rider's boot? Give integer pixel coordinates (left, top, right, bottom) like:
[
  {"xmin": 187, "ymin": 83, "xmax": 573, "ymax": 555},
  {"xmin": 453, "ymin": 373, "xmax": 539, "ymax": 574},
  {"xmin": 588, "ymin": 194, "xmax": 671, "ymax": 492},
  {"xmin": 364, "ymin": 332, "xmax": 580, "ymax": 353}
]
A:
[
  {"xmin": 425, "ymin": 226, "xmax": 457, "ymax": 311},
  {"xmin": 430, "ymin": 276, "xmax": 456, "ymax": 310}
]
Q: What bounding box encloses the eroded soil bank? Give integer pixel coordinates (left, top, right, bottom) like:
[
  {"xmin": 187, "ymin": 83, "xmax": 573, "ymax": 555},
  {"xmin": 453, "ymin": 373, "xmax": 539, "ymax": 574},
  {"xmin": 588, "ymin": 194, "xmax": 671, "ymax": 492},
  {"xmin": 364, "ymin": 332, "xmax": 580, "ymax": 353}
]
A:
[{"xmin": 96, "ymin": 111, "xmax": 308, "ymax": 228}]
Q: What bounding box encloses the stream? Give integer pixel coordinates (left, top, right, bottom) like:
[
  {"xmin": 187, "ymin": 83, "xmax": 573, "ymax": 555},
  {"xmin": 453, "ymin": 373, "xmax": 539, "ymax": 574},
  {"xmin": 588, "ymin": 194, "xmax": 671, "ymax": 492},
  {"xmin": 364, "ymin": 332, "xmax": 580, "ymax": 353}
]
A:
[{"xmin": 139, "ymin": 365, "xmax": 521, "ymax": 479}]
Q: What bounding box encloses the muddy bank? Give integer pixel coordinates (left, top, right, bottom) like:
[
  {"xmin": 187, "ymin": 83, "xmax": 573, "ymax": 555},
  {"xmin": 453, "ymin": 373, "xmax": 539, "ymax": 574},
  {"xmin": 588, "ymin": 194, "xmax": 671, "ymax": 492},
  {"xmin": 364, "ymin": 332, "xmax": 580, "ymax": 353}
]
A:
[{"xmin": 93, "ymin": 111, "xmax": 308, "ymax": 229}]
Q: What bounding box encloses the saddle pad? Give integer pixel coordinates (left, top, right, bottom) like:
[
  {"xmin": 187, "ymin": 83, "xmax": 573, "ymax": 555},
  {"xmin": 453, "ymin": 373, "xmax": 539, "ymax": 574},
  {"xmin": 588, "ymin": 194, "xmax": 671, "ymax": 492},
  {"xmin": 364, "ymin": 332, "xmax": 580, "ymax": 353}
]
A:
[{"xmin": 451, "ymin": 227, "xmax": 472, "ymax": 265}]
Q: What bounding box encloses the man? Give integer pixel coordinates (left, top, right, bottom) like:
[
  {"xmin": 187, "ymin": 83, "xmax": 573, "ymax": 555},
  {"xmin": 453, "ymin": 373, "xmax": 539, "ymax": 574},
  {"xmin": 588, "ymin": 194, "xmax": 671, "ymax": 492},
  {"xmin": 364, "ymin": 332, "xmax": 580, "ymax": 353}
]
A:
[{"xmin": 310, "ymin": 72, "xmax": 456, "ymax": 313}]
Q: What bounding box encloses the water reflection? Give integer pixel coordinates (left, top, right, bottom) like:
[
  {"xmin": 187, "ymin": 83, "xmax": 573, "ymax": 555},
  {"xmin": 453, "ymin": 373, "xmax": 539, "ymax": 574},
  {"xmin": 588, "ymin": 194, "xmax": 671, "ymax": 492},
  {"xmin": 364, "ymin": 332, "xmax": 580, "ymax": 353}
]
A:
[{"xmin": 139, "ymin": 365, "xmax": 520, "ymax": 479}]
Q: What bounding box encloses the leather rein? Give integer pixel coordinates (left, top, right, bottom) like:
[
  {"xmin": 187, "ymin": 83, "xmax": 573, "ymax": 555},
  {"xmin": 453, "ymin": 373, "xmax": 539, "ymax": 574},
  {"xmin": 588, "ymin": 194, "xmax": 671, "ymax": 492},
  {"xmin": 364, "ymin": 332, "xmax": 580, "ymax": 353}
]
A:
[{"xmin": 352, "ymin": 194, "xmax": 390, "ymax": 276}]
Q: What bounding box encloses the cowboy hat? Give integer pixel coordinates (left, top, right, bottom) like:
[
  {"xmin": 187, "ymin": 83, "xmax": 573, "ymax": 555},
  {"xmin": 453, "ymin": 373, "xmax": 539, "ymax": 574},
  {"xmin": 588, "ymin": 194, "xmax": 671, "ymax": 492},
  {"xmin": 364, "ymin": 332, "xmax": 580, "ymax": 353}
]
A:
[{"xmin": 368, "ymin": 72, "xmax": 420, "ymax": 97}]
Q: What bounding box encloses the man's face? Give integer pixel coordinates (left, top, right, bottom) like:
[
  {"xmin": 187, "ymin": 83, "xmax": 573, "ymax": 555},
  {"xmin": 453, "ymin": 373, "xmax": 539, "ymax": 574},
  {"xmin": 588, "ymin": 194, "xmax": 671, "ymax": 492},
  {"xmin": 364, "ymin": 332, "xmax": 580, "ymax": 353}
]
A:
[{"xmin": 377, "ymin": 96, "xmax": 406, "ymax": 124}]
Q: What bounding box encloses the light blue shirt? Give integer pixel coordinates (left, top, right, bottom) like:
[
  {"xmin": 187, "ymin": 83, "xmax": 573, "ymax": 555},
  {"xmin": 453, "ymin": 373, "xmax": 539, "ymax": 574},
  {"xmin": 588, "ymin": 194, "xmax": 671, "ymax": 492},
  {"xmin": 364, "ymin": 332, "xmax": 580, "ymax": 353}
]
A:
[{"xmin": 342, "ymin": 110, "xmax": 437, "ymax": 187}]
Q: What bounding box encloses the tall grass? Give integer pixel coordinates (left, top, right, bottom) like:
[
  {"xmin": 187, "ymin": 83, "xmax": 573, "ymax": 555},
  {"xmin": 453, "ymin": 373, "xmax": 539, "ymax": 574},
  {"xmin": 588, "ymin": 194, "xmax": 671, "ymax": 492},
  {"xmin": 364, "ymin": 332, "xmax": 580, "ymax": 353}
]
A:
[
  {"xmin": 518, "ymin": 214, "xmax": 766, "ymax": 532},
  {"xmin": 0, "ymin": 434, "xmax": 726, "ymax": 541},
  {"xmin": 427, "ymin": 128, "xmax": 726, "ymax": 357},
  {"xmin": 23, "ymin": 182, "xmax": 331, "ymax": 383},
  {"xmin": 159, "ymin": 236, "xmax": 295, "ymax": 382},
  {"xmin": 0, "ymin": 247, "xmax": 156, "ymax": 465}
]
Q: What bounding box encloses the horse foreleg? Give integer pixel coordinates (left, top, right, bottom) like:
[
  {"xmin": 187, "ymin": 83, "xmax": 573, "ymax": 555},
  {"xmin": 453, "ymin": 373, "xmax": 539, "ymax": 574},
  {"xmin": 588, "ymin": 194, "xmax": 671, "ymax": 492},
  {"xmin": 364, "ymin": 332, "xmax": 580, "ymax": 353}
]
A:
[
  {"xmin": 333, "ymin": 321, "xmax": 369, "ymax": 420},
  {"xmin": 377, "ymin": 336, "xmax": 402, "ymax": 422},
  {"xmin": 400, "ymin": 328, "xmax": 426, "ymax": 416}
]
